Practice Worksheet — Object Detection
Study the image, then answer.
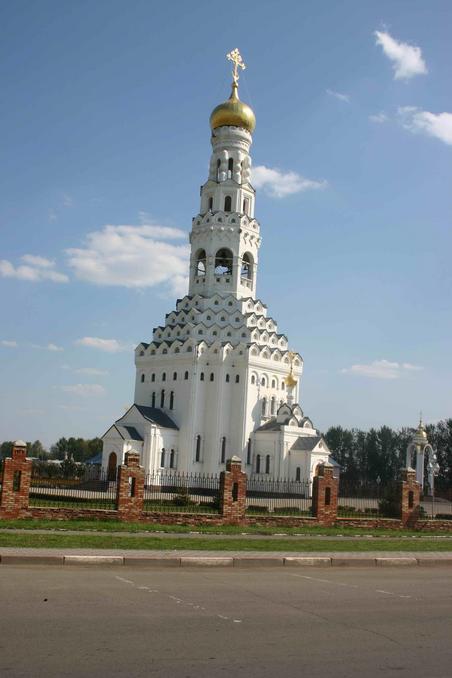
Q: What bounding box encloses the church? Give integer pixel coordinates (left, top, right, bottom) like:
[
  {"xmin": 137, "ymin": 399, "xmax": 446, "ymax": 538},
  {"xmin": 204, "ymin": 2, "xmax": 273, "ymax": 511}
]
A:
[{"xmin": 101, "ymin": 50, "xmax": 334, "ymax": 482}]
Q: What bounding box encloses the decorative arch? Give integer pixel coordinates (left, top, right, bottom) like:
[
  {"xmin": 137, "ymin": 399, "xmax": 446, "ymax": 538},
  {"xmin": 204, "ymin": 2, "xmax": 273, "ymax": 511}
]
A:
[
  {"xmin": 241, "ymin": 252, "xmax": 254, "ymax": 281},
  {"xmin": 195, "ymin": 249, "xmax": 207, "ymax": 276},
  {"xmin": 214, "ymin": 248, "xmax": 233, "ymax": 275}
]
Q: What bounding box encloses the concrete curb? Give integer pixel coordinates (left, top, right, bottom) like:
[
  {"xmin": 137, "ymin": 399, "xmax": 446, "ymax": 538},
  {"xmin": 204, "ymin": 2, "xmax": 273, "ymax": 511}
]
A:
[{"xmin": 1, "ymin": 554, "xmax": 452, "ymax": 567}]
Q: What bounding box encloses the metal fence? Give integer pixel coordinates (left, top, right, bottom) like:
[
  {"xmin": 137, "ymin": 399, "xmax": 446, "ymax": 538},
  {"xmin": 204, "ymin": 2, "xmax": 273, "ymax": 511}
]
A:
[
  {"xmin": 29, "ymin": 468, "xmax": 116, "ymax": 510},
  {"xmin": 338, "ymin": 481, "xmax": 384, "ymax": 518},
  {"xmin": 246, "ymin": 476, "xmax": 312, "ymax": 516},
  {"xmin": 144, "ymin": 471, "xmax": 221, "ymax": 514},
  {"xmin": 421, "ymin": 495, "xmax": 452, "ymax": 520}
]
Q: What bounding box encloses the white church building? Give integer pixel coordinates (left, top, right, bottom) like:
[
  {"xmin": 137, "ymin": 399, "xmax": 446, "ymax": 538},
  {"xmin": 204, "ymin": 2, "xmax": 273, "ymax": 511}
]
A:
[{"xmin": 102, "ymin": 50, "xmax": 334, "ymax": 482}]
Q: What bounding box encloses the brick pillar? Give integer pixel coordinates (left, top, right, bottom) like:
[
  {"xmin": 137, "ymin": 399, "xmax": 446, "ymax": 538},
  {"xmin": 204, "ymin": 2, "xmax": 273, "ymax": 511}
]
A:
[
  {"xmin": 312, "ymin": 463, "xmax": 338, "ymax": 526},
  {"xmin": 0, "ymin": 441, "xmax": 32, "ymax": 518},
  {"xmin": 400, "ymin": 468, "xmax": 421, "ymax": 527},
  {"xmin": 116, "ymin": 451, "xmax": 145, "ymax": 521},
  {"xmin": 219, "ymin": 456, "xmax": 247, "ymax": 524}
]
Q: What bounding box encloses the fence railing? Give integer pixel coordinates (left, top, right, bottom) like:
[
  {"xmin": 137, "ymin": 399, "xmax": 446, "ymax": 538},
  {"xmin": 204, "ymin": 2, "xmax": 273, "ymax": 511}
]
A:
[
  {"xmin": 143, "ymin": 471, "xmax": 221, "ymax": 514},
  {"xmin": 29, "ymin": 468, "xmax": 116, "ymax": 510},
  {"xmin": 338, "ymin": 481, "xmax": 384, "ymax": 518},
  {"xmin": 246, "ymin": 476, "xmax": 312, "ymax": 516},
  {"xmin": 421, "ymin": 495, "xmax": 452, "ymax": 520}
]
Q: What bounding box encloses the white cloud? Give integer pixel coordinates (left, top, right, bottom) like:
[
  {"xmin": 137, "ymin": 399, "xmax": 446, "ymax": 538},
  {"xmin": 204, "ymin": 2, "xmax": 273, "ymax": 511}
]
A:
[
  {"xmin": 252, "ymin": 165, "xmax": 327, "ymax": 198},
  {"xmin": 76, "ymin": 337, "xmax": 129, "ymax": 353},
  {"xmin": 398, "ymin": 106, "xmax": 452, "ymax": 146},
  {"xmin": 326, "ymin": 89, "xmax": 350, "ymax": 103},
  {"xmin": 1, "ymin": 340, "xmax": 17, "ymax": 348},
  {"xmin": 375, "ymin": 30, "xmax": 427, "ymax": 80},
  {"xmin": 48, "ymin": 209, "xmax": 57, "ymax": 223},
  {"xmin": 65, "ymin": 222, "xmax": 189, "ymax": 296},
  {"xmin": 341, "ymin": 359, "xmax": 423, "ymax": 380},
  {"xmin": 63, "ymin": 193, "xmax": 74, "ymax": 208},
  {"xmin": 61, "ymin": 383, "xmax": 106, "ymax": 397},
  {"xmin": 31, "ymin": 342, "xmax": 64, "ymax": 352},
  {"xmin": 369, "ymin": 112, "xmax": 388, "ymax": 124},
  {"xmin": 0, "ymin": 255, "xmax": 68, "ymax": 283},
  {"xmin": 75, "ymin": 367, "xmax": 109, "ymax": 376}
]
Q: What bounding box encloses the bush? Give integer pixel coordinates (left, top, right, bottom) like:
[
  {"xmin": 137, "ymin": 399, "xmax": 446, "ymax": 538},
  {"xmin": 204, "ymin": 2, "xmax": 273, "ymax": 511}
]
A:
[
  {"xmin": 172, "ymin": 486, "xmax": 195, "ymax": 507},
  {"xmin": 378, "ymin": 484, "xmax": 399, "ymax": 518},
  {"xmin": 434, "ymin": 513, "xmax": 452, "ymax": 520}
]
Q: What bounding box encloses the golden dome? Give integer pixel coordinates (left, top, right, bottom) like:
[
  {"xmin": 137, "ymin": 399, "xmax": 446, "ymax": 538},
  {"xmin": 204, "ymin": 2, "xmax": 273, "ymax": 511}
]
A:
[
  {"xmin": 210, "ymin": 83, "xmax": 256, "ymax": 133},
  {"xmin": 285, "ymin": 371, "xmax": 298, "ymax": 389}
]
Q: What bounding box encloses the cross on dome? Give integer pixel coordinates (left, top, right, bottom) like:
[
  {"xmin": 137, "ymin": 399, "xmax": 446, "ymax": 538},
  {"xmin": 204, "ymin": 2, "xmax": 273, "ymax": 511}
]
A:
[{"xmin": 227, "ymin": 48, "xmax": 246, "ymax": 84}]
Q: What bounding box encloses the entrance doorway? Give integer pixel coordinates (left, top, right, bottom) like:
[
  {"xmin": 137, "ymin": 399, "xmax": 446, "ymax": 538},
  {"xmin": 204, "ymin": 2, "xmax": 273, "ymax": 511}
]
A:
[{"xmin": 107, "ymin": 452, "xmax": 117, "ymax": 481}]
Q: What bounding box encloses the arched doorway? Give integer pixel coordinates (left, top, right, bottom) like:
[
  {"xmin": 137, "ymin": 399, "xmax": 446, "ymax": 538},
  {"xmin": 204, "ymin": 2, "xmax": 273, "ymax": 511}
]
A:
[{"xmin": 107, "ymin": 452, "xmax": 117, "ymax": 481}]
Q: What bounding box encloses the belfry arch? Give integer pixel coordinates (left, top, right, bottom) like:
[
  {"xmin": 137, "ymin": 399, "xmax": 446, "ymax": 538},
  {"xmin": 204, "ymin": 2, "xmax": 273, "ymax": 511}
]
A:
[{"xmin": 214, "ymin": 248, "xmax": 233, "ymax": 276}]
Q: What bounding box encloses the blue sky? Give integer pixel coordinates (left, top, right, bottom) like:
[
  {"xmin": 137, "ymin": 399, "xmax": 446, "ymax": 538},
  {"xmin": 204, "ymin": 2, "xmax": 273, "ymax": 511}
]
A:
[{"xmin": 1, "ymin": 0, "xmax": 451, "ymax": 446}]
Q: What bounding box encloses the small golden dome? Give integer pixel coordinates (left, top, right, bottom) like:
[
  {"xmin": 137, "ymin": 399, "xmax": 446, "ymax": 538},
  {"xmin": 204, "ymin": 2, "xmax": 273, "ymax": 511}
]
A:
[
  {"xmin": 416, "ymin": 422, "xmax": 428, "ymax": 440},
  {"xmin": 210, "ymin": 83, "xmax": 256, "ymax": 133},
  {"xmin": 285, "ymin": 372, "xmax": 298, "ymax": 389}
]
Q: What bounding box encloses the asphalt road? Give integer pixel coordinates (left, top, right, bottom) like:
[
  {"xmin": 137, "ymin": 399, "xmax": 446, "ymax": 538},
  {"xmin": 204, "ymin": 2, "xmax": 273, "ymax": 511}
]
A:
[{"xmin": 1, "ymin": 566, "xmax": 451, "ymax": 677}]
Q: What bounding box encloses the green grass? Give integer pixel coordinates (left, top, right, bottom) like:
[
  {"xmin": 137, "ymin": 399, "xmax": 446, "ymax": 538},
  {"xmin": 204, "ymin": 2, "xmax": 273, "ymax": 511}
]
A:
[
  {"xmin": 0, "ymin": 517, "xmax": 452, "ymax": 538},
  {"xmin": 0, "ymin": 532, "xmax": 451, "ymax": 551}
]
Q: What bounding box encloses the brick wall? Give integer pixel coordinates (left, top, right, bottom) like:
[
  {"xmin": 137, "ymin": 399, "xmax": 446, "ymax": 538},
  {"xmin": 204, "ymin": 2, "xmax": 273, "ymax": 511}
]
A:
[
  {"xmin": 400, "ymin": 468, "xmax": 422, "ymax": 527},
  {"xmin": 219, "ymin": 456, "xmax": 247, "ymax": 524},
  {"xmin": 116, "ymin": 452, "xmax": 145, "ymax": 521},
  {"xmin": 0, "ymin": 443, "xmax": 33, "ymax": 518},
  {"xmin": 312, "ymin": 463, "xmax": 338, "ymax": 526}
]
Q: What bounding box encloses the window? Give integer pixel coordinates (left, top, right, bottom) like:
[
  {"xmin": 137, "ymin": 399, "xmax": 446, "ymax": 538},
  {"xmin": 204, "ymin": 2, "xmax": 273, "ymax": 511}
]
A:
[
  {"xmin": 170, "ymin": 449, "xmax": 175, "ymax": 469},
  {"xmin": 265, "ymin": 455, "xmax": 270, "ymax": 474},
  {"xmin": 170, "ymin": 391, "xmax": 174, "ymax": 410},
  {"xmin": 221, "ymin": 436, "xmax": 226, "ymax": 464},
  {"xmin": 235, "ymin": 375, "xmax": 240, "ymax": 383},
  {"xmin": 247, "ymin": 438, "xmax": 252, "ymax": 465},
  {"xmin": 227, "ymin": 157, "xmax": 233, "ymax": 179},
  {"xmin": 256, "ymin": 454, "xmax": 261, "ymax": 474},
  {"xmin": 243, "ymin": 197, "xmax": 249, "ymax": 214},
  {"xmin": 208, "ymin": 197, "xmax": 213, "ymax": 210},
  {"xmin": 210, "ymin": 372, "xmax": 214, "ymax": 382},
  {"xmin": 271, "ymin": 379, "xmax": 276, "ymax": 389},
  {"xmin": 13, "ymin": 470, "xmax": 21, "ymax": 492},
  {"xmin": 214, "ymin": 248, "xmax": 233, "ymax": 276},
  {"xmin": 325, "ymin": 487, "xmax": 331, "ymax": 506},
  {"xmin": 224, "ymin": 195, "xmax": 232, "ymax": 212},
  {"xmin": 160, "ymin": 448, "xmax": 165, "ymax": 468},
  {"xmin": 196, "ymin": 249, "xmax": 206, "ymax": 277},
  {"xmin": 200, "ymin": 372, "xmax": 204, "ymax": 381},
  {"xmin": 262, "ymin": 397, "xmax": 267, "ymax": 417},
  {"xmin": 195, "ymin": 435, "xmax": 201, "ymax": 462},
  {"xmin": 184, "ymin": 371, "xmax": 189, "ymax": 380},
  {"xmin": 296, "ymin": 467, "xmax": 301, "ymax": 482},
  {"xmin": 141, "ymin": 374, "xmax": 145, "ymax": 383},
  {"xmin": 160, "ymin": 390, "xmax": 165, "ymax": 408},
  {"xmin": 225, "ymin": 374, "xmax": 230, "ymax": 383},
  {"xmin": 151, "ymin": 392, "xmax": 156, "ymax": 408},
  {"xmin": 271, "ymin": 397, "xmax": 276, "ymax": 415},
  {"xmin": 241, "ymin": 252, "xmax": 253, "ymax": 280},
  {"xmin": 216, "ymin": 158, "xmax": 221, "ymax": 181},
  {"xmin": 251, "ymin": 375, "xmax": 256, "ymax": 385},
  {"xmin": 173, "ymin": 372, "xmax": 177, "ymax": 381},
  {"xmin": 151, "ymin": 373, "xmax": 155, "ymax": 382},
  {"xmin": 162, "ymin": 372, "xmax": 166, "ymax": 382}
]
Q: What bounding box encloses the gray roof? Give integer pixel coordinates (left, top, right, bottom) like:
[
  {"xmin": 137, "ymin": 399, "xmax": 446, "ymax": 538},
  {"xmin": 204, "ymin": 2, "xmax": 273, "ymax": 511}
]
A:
[
  {"xmin": 291, "ymin": 435, "xmax": 322, "ymax": 451},
  {"xmin": 115, "ymin": 425, "xmax": 143, "ymax": 441},
  {"xmin": 134, "ymin": 405, "xmax": 179, "ymax": 430},
  {"xmin": 255, "ymin": 420, "xmax": 283, "ymax": 432}
]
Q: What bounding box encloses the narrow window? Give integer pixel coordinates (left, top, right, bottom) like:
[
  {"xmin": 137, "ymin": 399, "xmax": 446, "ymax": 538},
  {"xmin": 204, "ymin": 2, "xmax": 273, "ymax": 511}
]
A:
[
  {"xmin": 221, "ymin": 436, "xmax": 226, "ymax": 464},
  {"xmin": 216, "ymin": 158, "xmax": 221, "ymax": 181},
  {"xmin": 160, "ymin": 448, "xmax": 165, "ymax": 468},
  {"xmin": 232, "ymin": 482, "xmax": 238, "ymax": 502},
  {"xmin": 162, "ymin": 372, "xmax": 166, "ymax": 382},
  {"xmin": 271, "ymin": 397, "xmax": 276, "ymax": 415},
  {"xmin": 160, "ymin": 389, "xmax": 165, "ymax": 408},
  {"xmin": 235, "ymin": 375, "xmax": 240, "ymax": 383},
  {"xmin": 325, "ymin": 487, "xmax": 331, "ymax": 506},
  {"xmin": 128, "ymin": 476, "xmax": 136, "ymax": 498},
  {"xmin": 227, "ymin": 157, "xmax": 233, "ymax": 179},
  {"xmin": 200, "ymin": 372, "xmax": 204, "ymax": 381},
  {"xmin": 210, "ymin": 372, "xmax": 214, "ymax": 382},
  {"xmin": 170, "ymin": 391, "xmax": 174, "ymax": 410},
  {"xmin": 251, "ymin": 375, "xmax": 256, "ymax": 385},
  {"xmin": 13, "ymin": 470, "xmax": 21, "ymax": 492},
  {"xmin": 141, "ymin": 373, "xmax": 145, "ymax": 383},
  {"xmin": 208, "ymin": 196, "xmax": 213, "ymax": 210},
  {"xmin": 151, "ymin": 392, "xmax": 156, "ymax": 408},
  {"xmin": 256, "ymin": 454, "xmax": 261, "ymax": 474},
  {"xmin": 296, "ymin": 467, "xmax": 301, "ymax": 482},
  {"xmin": 247, "ymin": 438, "xmax": 252, "ymax": 465},
  {"xmin": 243, "ymin": 197, "xmax": 249, "ymax": 214},
  {"xmin": 408, "ymin": 490, "xmax": 414, "ymax": 509},
  {"xmin": 224, "ymin": 195, "xmax": 232, "ymax": 212},
  {"xmin": 225, "ymin": 374, "xmax": 230, "ymax": 383},
  {"xmin": 262, "ymin": 397, "xmax": 267, "ymax": 417},
  {"xmin": 265, "ymin": 454, "xmax": 270, "ymax": 474},
  {"xmin": 173, "ymin": 372, "xmax": 177, "ymax": 381},
  {"xmin": 195, "ymin": 435, "xmax": 201, "ymax": 462},
  {"xmin": 151, "ymin": 373, "xmax": 155, "ymax": 382},
  {"xmin": 170, "ymin": 449, "xmax": 175, "ymax": 469},
  {"xmin": 184, "ymin": 371, "xmax": 189, "ymax": 380}
]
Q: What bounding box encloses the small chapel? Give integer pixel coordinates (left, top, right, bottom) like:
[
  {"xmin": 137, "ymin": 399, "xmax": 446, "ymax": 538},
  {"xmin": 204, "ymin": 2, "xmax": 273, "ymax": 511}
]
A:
[{"xmin": 101, "ymin": 50, "xmax": 335, "ymax": 481}]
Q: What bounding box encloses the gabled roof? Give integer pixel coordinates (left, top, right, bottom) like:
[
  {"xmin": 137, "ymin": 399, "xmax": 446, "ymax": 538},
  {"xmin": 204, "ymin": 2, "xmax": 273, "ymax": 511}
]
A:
[
  {"xmin": 133, "ymin": 405, "xmax": 179, "ymax": 430},
  {"xmin": 291, "ymin": 435, "xmax": 322, "ymax": 451},
  {"xmin": 115, "ymin": 425, "xmax": 143, "ymax": 441}
]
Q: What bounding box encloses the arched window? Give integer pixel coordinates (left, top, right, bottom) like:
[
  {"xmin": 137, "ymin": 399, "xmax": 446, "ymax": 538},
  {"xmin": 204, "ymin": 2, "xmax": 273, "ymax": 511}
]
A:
[
  {"xmin": 251, "ymin": 375, "xmax": 256, "ymax": 385},
  {"xmin": 173, "ymin": 372, "xmax": 177, "ymax": 381},
  {"xmin": 184, "ymin": 370, "xmax": 189, "ymax": 380},
  {"xmin": 141, "ymin": 374, "xmax": 145, "ymax": 383},
  {"xmin": 210, "ymin": 372, "xmax": 214, "ymax": 382},
  {"xmin": 215, "ymin": 248, "xmax": 233, "ymax": 275},
  {"xmin": 196, "ymin": 249, "xmax": 206, "ymax": 277},
  {"xmin": 241, "ymin": 252, "xmax": 253, "ymax": 280},
  {"xmin": 224, "ymin": 195, "xmax": 232, "ymax": 212},
  {"xmin": 262, "ymin": 397, "xmax": 267, "ymax": 417},
  {"xmin": 243, "ymin": 197, "xmax": 249, "ymax": 214},
  {"xmin": 235, "ymin": 375, "xmax": 240, "ymax": 383},
  {"xmin": 200, "ymin": 372, "xmax": 204, "ymax": 381},
  {"xmin": 247, "ymin": 438, "xmax": 252, "ymax": 465},
  {"xmin": 160, "ymin": 390, "xmax": 165, "ymax": 408},
  {"xmin": 151, "ymin": 392, "xmax": 156, "ymax": 408},
  {"xmin": 256, "ymin": 454, "xmax": 261, "ymax": 474},
  {"xmin": 162, "ymin": 372, "xmax": 166, "ymax": 382},
  {"xmin": 271, "ymin": 378, "xmax": 276, "ymax": 389},
  {"xmin": 208, "ymin": 196, "xmax": 213, "ymax": 210},
  {"xmin": 107, "ymin": 452, "xmax": 117, "ymax": 481},
  {"xmin": 195, "ymin": 435, "xmax": 201, "ymax": 462},
  {"xmin": 227, "ymin": 157, "xmax": 233, "ymax": 179},
  {"xmin": 265, "ymin": 454, "xmax": 270, "ymax": 474},
  {"xmin": 296, "ymin": 467, "xmax": 301, "ymax": 482},
  {"xmin": 169, "ymin": 391, "xmax": 174, "ymax": 410},
  {"xmin": 271, "ymin": 397, "xmax": 276, "ymax": 415},
  {"xmin": 151, "ymin": 373, "xmax": 155, "ymax": 382},
  {"xmin": 160, "ymin": 448, "xmax": 165, "ymax": 468},
  {"xmin": 221, "ymin": 436, "xmax": 226, "ymax": 464},
  {"xmin": 225, "ymin": 374, "xmax": 230, "ymax": 383},
  {"xmin": 170, "ymin": 449, "xmax": 175, "ymax": 469},
  {"xmin": 216, "ymin": 158, "xmax": 221, "ymax": 182}
]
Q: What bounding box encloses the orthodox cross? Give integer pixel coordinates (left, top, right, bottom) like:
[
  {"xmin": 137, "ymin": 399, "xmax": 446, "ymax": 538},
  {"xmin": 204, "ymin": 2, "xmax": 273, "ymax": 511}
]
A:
[{"xmin": 227, "ymin": 48, "xmax": 246, "ymax": 84}]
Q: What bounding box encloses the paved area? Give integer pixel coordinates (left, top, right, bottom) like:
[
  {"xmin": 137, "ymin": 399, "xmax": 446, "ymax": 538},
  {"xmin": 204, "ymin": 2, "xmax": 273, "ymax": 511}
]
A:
[{"xmin": 1, "ymin": 566, "xmax": 452, "ymax": 677}]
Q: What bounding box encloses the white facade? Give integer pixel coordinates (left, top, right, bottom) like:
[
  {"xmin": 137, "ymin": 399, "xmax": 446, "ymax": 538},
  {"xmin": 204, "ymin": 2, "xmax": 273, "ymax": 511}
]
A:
[{"xmin": 102, "ymin": 73, "xmax": 334, "ymax": 482}]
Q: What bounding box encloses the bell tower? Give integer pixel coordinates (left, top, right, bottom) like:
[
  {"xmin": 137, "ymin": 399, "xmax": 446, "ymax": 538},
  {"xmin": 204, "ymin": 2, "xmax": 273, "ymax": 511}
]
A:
[{"xmin": 189, "ymin": 49, "xmax": 260, "ymax": 300}]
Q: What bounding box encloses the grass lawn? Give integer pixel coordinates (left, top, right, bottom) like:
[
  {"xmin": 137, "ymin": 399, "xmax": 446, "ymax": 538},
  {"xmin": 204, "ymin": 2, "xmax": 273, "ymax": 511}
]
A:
[
  {"xmin": 0, "ymin": 518, "xmax": 451, "ymax": 538},
  {"xmin": 0, "ymin": 532, "xmax": 451, "ymax": 551}
]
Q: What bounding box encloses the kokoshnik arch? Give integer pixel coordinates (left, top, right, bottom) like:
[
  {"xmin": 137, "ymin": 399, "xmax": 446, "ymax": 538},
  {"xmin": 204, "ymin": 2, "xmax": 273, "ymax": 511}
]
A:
[{"xmin": 102, "ymin": 50, "xmax": 335, "ymax": 481}]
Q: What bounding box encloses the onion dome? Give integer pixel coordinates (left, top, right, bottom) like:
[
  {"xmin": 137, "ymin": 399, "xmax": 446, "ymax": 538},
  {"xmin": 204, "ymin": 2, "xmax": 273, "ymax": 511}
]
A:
[
  {"xmin": 413, "ymin": 417, "xmax": 428, "ymax": 444},
  {"xmin": 210, "ymin": 82, "xmax": 256, "ymax": 133},
  {"xmin": 285, "ymin": 370, "xmax": 298, "ymax": 389}
]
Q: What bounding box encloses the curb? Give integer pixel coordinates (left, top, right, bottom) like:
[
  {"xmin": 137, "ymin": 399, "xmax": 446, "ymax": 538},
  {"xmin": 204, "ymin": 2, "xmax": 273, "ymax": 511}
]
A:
[{"xmin": 1, "ymin": 554, "xmax": 452, "ymax": 567}]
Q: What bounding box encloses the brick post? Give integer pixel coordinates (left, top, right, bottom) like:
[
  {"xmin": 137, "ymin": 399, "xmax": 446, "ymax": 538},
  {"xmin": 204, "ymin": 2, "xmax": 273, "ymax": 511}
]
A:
[
  {"xmin": 0, "ymin": 441, "xmax": 32, "ymax": 518},
  {"xmin": 312, "ymin": 463, "xmax": 338, "ymax": 526},
  {"xmin": 116, "ymin": 451, "xmax": 145, "ymax": 521},
  {"xmin": 400, "ymin": 468, "xmax": 421, "ymax": 527},
  {"xmin": 219, "ymin": 456, "xmax": 247, "ymax": 524}
]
